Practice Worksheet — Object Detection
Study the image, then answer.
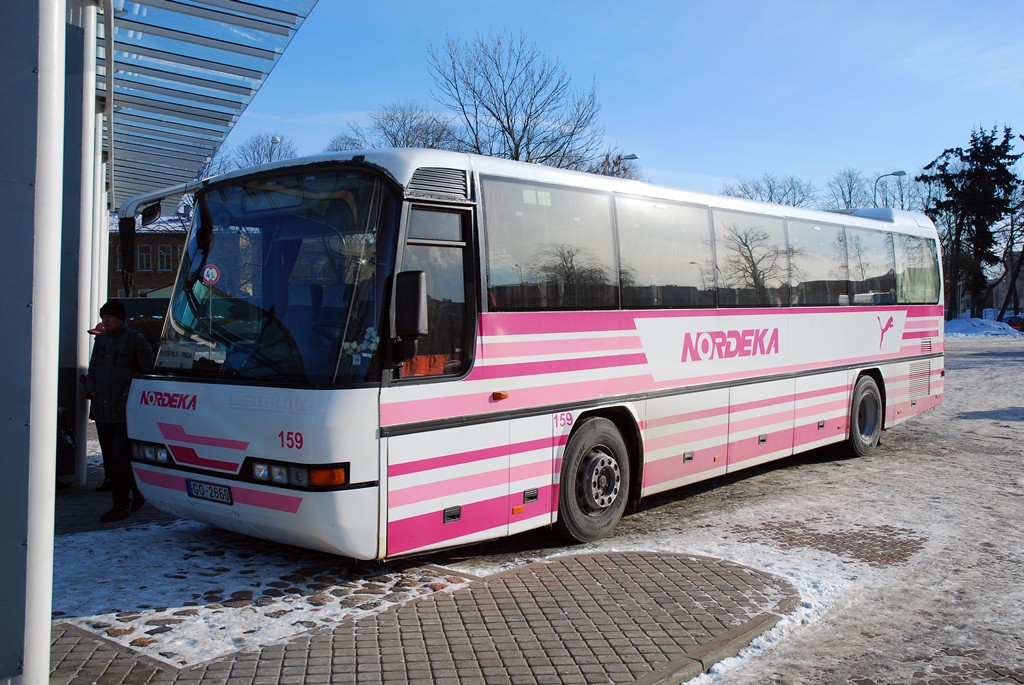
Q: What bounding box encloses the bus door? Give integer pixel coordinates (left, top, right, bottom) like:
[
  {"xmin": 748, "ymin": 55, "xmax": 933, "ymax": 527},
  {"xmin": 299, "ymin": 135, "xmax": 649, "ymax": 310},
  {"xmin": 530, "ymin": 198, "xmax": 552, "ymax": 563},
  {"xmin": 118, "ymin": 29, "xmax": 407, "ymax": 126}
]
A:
[{"xmin": 381, "ymin": 205, "xmax": 512, "ymax": 557}]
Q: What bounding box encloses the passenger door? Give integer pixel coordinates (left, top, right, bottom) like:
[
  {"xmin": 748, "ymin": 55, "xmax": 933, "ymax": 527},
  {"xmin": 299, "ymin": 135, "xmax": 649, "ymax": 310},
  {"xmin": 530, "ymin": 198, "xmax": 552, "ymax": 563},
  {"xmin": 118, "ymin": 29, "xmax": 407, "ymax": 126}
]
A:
[{"xmin": 381, "ymin": 206, "xmax": 511, "ymax": 557}]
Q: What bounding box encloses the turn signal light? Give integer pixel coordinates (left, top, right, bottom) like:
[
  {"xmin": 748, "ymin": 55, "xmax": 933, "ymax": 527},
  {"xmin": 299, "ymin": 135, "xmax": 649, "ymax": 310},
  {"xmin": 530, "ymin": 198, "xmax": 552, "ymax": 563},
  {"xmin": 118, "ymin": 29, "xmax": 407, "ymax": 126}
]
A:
[{"xmin": 310, "ymin": 467, "xmax": 348, "ymax": 487}]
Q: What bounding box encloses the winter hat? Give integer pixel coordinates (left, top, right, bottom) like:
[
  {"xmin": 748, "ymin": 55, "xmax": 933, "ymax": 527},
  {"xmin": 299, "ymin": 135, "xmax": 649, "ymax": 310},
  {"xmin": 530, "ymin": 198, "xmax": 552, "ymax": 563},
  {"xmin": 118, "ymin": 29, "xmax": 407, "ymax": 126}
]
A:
[{"xmin": 99, "ymin": 299, "xmax": 126, "ymax": 321}]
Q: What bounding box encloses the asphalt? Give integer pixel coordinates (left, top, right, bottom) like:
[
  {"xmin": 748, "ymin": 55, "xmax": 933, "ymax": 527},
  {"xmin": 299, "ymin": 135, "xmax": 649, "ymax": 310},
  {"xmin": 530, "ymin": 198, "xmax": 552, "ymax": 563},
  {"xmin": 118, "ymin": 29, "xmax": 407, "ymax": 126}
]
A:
[{"xmin": 50, "ymin": 452, "xmax": 799, "ymax": 685}]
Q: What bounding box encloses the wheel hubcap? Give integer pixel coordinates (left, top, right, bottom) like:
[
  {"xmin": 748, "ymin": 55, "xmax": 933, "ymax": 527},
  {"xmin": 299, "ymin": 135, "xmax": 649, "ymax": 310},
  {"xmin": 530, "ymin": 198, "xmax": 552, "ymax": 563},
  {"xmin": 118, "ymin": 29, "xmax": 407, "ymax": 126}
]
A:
[
  {"xmin": 580, "ymin": 449, "xmax": 621, "ymax": 512},
  {"xmin": 858, "ymin": 395, "xmax": 878, "ymax": 439}
]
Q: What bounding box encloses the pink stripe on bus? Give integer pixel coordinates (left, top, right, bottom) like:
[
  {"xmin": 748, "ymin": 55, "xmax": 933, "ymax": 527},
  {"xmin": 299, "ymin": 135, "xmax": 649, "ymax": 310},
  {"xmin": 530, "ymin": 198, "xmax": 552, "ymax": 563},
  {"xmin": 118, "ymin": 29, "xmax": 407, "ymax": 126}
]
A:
[
  {"xmin": 728, "ymin": 409, "xmax": 795, "ymax": 435},
  {"xmin": 903, "ymin": 318, "xmax": 941, "ymax": 330},
  {"xmin": 390, "ymin": 468, "xmax": 509, "ymax": 508},
  {"xmin": 478, "ymin": 306, "xmax": 944, "ymax": 342},
  {"xmin": 643, "ymin": 445, "xmax": 727, "ymax": 488},
  {"xmin": 167, "ymin": 445, "xmax": 240, "ymax": 473},
  {"xmin": 794, "ymin": 399, "xmax": 849, "ymax": 420},
  {"xmin": 381, "ymin": 374, "xmax": 653, "ymax": 426},
  {"xmin": 387, "ymin": 487, "xmax": 556, "ymax": 556},
  {"xmin": 134, "ymin": 466, "xmax": 183, "ymax": 491},
  {"xmin": 157, "ymin": 423, "xmax": 249, "ymax": 450},
  {"xmin": 727, "ymin": 427, "xmax": 794, "ymax": 464},
  {"xmin": 902, "ymin": 329, "xmax": 939, "ymax": 340},
  {"xmin": 231, "ymin": 487, "xmax": 304, "ymax": 514},
  {"xmin": 482, "ymin": 335, "xmax": 643, "ymax": 358},
  {"xmin": 389, "ymin": 437, "xmax": 553, "ymax": 478},
  {"xmin": 390, "ymin": 457, "xmax": 554, "ymax": 509},
  {"xmin": 481, "ymin": 312, "xmax": 638, "ymax": 336},
  {"xmin": 382, "ymin": 347, "xmax": 940, "ymax": 428},
  {"xmin": 466, "ymin": 352, "xmax": 648, "ymax": 382},
  {"xmin": 642, "ymin": 405, "xmax": 729, "ymax": 431},
  {"xmin": 134, "ymin": 466, "xmax": 303, "ymax": 513},
  {"xmin": 645, "ymin": 424, "xmax": 729, "ymax": 452},
  {"xmin": 793, "ymin": 420, "xmax": 846, "ymax": 447}
]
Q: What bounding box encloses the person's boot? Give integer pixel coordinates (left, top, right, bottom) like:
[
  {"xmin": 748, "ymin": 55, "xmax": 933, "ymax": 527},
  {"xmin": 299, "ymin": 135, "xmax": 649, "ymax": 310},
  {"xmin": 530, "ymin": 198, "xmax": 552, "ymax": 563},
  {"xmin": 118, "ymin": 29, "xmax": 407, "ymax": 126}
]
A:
[{"xmin": 100, "ymin": 507, "xmax": 129, "ymax": 523}]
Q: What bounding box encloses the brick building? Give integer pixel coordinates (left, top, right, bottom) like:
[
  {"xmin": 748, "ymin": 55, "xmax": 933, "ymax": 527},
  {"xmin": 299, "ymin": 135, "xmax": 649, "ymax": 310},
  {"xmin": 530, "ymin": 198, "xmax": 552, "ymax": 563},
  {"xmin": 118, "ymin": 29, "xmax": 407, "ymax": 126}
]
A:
[{"xmin": 106, "ymin": 216, "xmax": 188, "ymax": 299}]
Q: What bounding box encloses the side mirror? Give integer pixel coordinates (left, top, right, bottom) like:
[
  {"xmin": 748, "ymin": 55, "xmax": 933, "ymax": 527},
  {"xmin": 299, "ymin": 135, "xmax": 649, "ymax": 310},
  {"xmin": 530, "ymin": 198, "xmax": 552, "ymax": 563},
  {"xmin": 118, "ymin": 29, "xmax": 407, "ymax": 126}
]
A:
[
  {"xmin": 392, "ymin": 271, "xmax": 427, "ymax": 365},
  {"xmin": 118, "ymin": 216, "xmax": 137, "ymax": 274},
  {"xmin": 140, "ymin": 201, "xmax": 161, "ymax": 226},
  {"xmin": 395, "ymin": 270, "xmax": 428, "ymax": 340}
]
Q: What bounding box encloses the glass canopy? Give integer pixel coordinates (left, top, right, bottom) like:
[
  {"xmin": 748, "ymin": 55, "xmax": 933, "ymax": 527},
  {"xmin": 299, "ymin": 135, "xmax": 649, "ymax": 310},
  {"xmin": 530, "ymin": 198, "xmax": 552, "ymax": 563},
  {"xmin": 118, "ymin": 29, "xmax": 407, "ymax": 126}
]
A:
[{"xmin": 98, "ymin": 0, "xmax": 318, "ymax": 210}]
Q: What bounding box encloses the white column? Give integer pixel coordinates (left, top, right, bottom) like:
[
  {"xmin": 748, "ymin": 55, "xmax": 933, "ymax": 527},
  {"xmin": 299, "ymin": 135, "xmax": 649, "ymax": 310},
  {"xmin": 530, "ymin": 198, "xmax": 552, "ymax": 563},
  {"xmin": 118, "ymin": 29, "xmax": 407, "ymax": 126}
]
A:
[
  {"xmin": 75, "ymin": 0, "xmax": 98, "ymax": 485},
  {"xmin": 23, "ymin": 0, "xmax": 67, "ymax": 681}
]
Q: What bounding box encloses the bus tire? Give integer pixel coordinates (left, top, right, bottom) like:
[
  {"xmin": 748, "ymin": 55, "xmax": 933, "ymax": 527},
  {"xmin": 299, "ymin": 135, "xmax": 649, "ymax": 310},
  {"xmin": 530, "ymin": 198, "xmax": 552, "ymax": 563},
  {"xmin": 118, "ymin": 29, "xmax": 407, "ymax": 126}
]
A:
[
  {"xmin": 554, "ymin": 417, "xmax": 630, "ymax": 543},
  {"xmin": 847, "ymin": 375, "xmax": 882, "ymax": 457}
]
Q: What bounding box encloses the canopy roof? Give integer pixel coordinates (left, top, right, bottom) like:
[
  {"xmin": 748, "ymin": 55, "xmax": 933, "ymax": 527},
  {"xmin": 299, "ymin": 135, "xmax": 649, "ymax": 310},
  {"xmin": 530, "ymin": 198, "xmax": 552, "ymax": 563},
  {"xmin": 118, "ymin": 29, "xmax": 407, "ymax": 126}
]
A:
[{"xmin": 99, "ymin": 0, "xmax": 317, "ymax": 210}]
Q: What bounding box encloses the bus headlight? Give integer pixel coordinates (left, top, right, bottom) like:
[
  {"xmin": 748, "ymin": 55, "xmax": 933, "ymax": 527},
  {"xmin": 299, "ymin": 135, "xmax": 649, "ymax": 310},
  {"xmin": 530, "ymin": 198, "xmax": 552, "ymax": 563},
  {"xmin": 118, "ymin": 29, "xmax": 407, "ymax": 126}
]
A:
[
  {"xmin": 248, "ymin": 459, "xmax": 348, "ymax": 489},
  {"xmin": 270, "ymin": 465, "xmax": 289, "ymax": 484},
  {"xmin": 289, "ymin": 468, "xmax": 309, "ymax": 487},
  {"xmin": 131, "ymin": 441, "xmax": 170, "ymax": 463},
  {"xmin": 252, "ymin": 462, "xmax": 270, "ymax": 481}
]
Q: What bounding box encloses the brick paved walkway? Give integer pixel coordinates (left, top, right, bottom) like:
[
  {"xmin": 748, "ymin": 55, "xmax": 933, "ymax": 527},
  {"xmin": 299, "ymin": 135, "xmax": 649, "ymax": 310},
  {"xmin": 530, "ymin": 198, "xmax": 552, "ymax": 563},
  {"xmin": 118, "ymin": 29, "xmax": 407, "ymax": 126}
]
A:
[
  {"xmin": 52, "ymin": 433, "xmax": 798, "ymax": 684},
  {"xmin": 51, "ymin": 548, "xmax": 796, "ymax": 684}
]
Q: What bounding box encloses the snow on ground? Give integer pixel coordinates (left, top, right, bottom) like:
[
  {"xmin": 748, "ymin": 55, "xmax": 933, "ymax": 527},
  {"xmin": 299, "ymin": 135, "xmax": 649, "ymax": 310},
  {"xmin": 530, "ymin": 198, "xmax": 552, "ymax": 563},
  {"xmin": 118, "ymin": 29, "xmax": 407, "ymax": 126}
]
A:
[
  {"xmin": 53, "ymin": 520, "xmax": 471, "ymax": 666},
  {"xmin": 945, "ymin": 316, "xmax": 1023, "ymax": 337},
  {"xmin": 52, "ymin": 320, "xmax": 1022, "ymax": 674}
]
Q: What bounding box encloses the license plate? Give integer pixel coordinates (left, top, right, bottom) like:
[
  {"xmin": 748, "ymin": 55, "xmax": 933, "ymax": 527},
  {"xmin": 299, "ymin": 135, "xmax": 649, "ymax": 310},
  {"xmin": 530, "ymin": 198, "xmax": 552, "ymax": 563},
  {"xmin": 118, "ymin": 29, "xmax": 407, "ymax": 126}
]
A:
[{"xmin": 185, "ymin": 479, "xmax": 233, "ymax": 505}]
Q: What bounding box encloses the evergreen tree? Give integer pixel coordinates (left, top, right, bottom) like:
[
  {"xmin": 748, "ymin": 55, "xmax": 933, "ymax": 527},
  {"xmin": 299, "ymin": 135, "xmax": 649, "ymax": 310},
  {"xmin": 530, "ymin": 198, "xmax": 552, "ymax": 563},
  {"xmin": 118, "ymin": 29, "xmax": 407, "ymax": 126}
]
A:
[{"xmin": 917, "ymin": 126, "xmax": 1021, "ymax": 318}]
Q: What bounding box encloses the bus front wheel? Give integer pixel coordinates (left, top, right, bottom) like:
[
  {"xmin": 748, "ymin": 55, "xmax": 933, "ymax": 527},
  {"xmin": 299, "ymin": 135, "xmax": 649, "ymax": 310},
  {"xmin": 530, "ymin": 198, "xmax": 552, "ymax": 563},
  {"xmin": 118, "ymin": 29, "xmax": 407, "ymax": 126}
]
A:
[
  {"xmin": 847, "ymin": 375, "xmax": 882, "ymax": 457},
  {"xmin": 554, "ymin": 417, "xmax": 630, "ymax": 543}
]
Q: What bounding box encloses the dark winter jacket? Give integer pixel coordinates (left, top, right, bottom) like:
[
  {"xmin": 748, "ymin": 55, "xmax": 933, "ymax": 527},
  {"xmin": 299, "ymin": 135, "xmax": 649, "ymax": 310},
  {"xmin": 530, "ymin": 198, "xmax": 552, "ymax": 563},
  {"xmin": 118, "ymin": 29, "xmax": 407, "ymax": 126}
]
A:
[{"xmin": 85, "ymin": 325, "xmax": 156, "ymax": 424}]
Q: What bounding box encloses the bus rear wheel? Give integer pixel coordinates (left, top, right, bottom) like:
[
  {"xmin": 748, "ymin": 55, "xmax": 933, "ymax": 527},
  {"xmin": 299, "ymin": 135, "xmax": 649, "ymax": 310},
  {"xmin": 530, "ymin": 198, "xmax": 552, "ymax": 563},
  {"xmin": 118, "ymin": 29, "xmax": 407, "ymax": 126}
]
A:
[
  {"xmin": 554, "ymin": 417, "xmax": 630, "ymax": 543},
  {"xmin": 847, "ymin": 375, "xmax": 882, "ymax": 457}
]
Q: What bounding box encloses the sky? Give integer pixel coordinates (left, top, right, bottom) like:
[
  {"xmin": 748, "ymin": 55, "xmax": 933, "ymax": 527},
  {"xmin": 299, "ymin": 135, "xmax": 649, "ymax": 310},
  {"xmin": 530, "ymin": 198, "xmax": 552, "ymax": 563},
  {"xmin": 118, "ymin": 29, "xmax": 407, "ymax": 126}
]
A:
[{"xmin": 221, "ymin": 0, "xmax": 1024, "ymax": 195}]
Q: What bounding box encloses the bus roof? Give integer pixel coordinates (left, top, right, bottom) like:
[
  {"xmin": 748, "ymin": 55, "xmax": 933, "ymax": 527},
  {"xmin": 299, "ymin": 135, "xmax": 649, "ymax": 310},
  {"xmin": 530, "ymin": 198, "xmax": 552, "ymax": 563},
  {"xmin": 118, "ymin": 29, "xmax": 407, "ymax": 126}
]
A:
[{"xmin": 121, "ymin": 148, "xmax": 937, "ymax": 239}]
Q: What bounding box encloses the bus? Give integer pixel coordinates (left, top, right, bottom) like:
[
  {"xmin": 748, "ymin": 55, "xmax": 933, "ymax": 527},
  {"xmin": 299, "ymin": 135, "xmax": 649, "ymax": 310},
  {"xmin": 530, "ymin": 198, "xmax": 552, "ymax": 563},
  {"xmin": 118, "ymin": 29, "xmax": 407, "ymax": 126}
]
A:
[{"xmin": 121, "ymin": 149, "xmax": 944, "ymax": 560}]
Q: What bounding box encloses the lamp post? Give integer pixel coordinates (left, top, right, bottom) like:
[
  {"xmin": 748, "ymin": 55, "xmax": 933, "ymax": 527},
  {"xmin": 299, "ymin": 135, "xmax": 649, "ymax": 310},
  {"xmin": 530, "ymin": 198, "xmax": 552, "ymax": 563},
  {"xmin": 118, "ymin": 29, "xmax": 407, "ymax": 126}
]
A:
[
  {"xmin": 269, "ymin": 135, "xmax": 282, "ymax": 162},
  {"xmin": 873, "ymin": 170, "xmax": 907, "ymax": 207}
]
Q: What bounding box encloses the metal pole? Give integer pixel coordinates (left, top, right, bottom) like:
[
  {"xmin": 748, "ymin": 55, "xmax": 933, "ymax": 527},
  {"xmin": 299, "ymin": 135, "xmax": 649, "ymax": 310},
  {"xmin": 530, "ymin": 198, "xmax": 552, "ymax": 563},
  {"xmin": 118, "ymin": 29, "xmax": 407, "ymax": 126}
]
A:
[
  {"xmin": 103, "ymin": 0, "xmax": 115, "ymax": 211},
  {"xmin": 75, "ymin": 0, "xmax": 99, "ymax": 485},
  {"xmin": 24, "ymin": 0, "xmax": 66, "ymax": 680},
  {"xmin": 93, "ymin": 149, "xmax": 105, "ymax": 314}
]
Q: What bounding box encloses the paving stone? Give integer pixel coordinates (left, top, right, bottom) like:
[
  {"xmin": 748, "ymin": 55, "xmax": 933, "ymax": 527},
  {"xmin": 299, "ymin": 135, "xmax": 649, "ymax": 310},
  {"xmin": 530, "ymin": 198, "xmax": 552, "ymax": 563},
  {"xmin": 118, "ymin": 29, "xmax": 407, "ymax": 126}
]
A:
[{"xmin": 53, "ymin": 470, "xmax": 803, "ymax": 685}]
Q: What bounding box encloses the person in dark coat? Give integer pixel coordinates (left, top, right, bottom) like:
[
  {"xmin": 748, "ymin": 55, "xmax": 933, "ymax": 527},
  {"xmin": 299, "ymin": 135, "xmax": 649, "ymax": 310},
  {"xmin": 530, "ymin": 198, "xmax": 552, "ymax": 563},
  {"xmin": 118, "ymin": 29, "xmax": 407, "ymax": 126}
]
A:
[{"xmin": 85, "ymin": 300, "xmax": 156, "ymax": 522}]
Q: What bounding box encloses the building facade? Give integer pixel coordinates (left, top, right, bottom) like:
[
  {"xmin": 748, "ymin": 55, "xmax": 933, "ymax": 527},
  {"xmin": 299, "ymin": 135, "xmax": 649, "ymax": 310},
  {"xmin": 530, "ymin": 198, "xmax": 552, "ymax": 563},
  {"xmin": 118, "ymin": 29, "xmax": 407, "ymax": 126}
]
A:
[{"xmin": 106, "ymin": 218, "xmax": 188, "ymax": 299}]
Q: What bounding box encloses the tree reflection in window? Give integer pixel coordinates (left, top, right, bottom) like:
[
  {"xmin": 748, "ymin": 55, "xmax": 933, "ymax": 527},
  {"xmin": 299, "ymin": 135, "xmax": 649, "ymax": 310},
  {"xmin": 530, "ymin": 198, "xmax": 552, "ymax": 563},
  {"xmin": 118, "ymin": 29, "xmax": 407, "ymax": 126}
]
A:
[
  {"xmin": 788, "ymin": 220, "xmax": 848, "ymax": 306},
  {"xmin": 714, "ymin": 211, "xmax": 789, "ymax": 307},
  {"xmin": 847, "ymin": 228, "xmax": 895, "ymax": 305}
]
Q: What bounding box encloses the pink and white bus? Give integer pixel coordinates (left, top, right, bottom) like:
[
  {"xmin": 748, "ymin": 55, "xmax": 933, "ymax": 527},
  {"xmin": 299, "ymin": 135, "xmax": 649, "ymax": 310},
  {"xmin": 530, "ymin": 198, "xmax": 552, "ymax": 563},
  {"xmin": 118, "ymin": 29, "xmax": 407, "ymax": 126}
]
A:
[{"xmin": 122, "ymin": 149, "xmax": 944, "ymax": 559}]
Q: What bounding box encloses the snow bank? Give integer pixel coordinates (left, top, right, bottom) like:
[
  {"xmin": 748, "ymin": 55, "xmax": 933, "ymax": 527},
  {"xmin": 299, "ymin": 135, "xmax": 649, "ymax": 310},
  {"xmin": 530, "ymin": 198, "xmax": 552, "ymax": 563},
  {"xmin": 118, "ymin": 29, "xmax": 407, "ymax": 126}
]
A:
[{"xmin": 945, "ymin": 317, "xmax": 1023, "ymax": 338}]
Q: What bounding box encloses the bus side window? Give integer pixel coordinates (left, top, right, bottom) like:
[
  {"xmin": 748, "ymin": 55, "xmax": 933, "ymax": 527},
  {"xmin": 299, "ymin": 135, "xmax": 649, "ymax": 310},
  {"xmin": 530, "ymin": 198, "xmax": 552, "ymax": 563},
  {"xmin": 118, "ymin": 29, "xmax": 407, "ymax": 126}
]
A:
[{"xmin": 400, "ymin": 209, "xmax": 469, "ymax": 378}]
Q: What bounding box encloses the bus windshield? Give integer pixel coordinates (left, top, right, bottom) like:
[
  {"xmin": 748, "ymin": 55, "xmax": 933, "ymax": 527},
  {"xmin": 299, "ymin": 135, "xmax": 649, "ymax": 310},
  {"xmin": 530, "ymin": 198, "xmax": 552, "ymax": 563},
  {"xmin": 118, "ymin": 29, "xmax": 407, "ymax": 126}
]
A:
[{"xmin": 158, "ymin": 166, "xmax": 400, "ymax": 386}]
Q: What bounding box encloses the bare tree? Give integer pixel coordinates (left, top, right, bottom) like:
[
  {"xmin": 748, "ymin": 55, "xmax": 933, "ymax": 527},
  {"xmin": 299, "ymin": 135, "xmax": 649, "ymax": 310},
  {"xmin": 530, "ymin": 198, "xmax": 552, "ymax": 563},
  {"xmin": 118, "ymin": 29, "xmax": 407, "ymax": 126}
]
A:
[
  {"xmin": 823, "ymin": 167, "xmax": 871, "ymax": 210},
  {"xmin": 589, "ymin": 148, "xmax": 644, "ymax": 180},
  {"xmin": 531, "ymin": 243, "xmax": 611, "ymax": 285},
  {"xmin": 232, "ymin": 133, "xmax": 297, "ymax": 168},
  {"xmin": 873, "ymin": 171, "xmax": 926, "ymax": 211},
  {"xmin": 325, "ymin": 101, "xmax": 459, "ymax": 152},
  {"xmin": 428, "ymin": 31, "xmax": 604, "ymax": 170},
  {"xmin": 717, "ymin": 223, "xmax": 787, "ymax": 295},
  {"xmin": 721, "ymin": 171, "xmax": 817, "ymax": 207},
  {"xmin": 992, "ymin": 187, "xmax": 1024, "ymax": 317}
]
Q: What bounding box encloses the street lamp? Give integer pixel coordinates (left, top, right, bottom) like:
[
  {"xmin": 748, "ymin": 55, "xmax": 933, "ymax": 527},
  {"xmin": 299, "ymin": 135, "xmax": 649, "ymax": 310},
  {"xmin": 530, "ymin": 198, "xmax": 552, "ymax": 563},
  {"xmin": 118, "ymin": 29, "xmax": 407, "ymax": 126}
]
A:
[
  {"xmin": 269, "ymin": 135, "xmax": 282, "ymax": 162},
  {"xmin": 873, "ymin": 170, "xmax": 907, "ymax": 207}
]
